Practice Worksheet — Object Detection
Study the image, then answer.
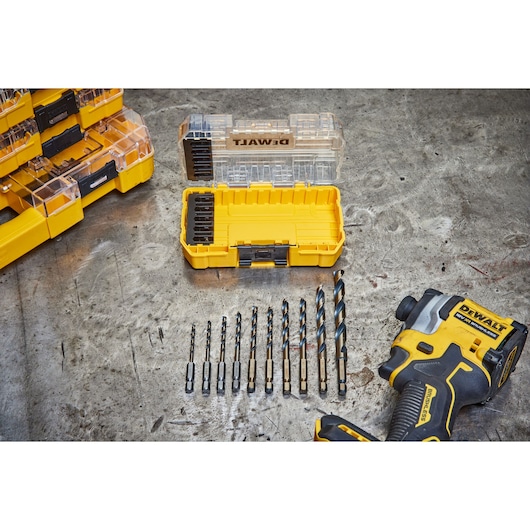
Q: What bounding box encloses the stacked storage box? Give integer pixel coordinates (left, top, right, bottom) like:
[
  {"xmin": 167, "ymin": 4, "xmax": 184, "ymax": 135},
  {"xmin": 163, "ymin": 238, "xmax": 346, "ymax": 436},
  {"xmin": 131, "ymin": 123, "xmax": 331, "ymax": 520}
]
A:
[{"xmin": 0, "ymin": 89, "xmax": 155, "ymax": 269}]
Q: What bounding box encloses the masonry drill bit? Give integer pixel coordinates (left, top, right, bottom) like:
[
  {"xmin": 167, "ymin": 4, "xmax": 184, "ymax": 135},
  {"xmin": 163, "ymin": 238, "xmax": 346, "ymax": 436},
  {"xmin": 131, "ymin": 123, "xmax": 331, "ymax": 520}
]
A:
[
  {"xmin": 247, "ymin": 306, "xmax": 258, "ymax": 393},
  {"xmin": 185, "ymin": 324, "xmax": 196, "ymax": 393},
  {"xmin": 232, "ymin": 312, "xmax": 242, "ymax": 393},
  {"xmin": 282, "ymin": 299, "xmax": 291, "ymax": 395},
  {"xmin": 201, "ymin": 321, "xmax": 212, "ymax": 395},
  {"xmin": 265, "ymin": 307, "xmax": 274, "ymax": 394},
  {"xmin": 333, "ymin": 269, "xmax": 347, "ymax": 396},
  {"xmin": 299, "ymin": 298, "xmax": 308, "ymax": 395},
  {"xmin": 316, "ymin": 285, "xmax": 328, "ymax": 395},
  {"xmin": 217, "ymin": 316, "xmax": 227, "ymax": 395}
]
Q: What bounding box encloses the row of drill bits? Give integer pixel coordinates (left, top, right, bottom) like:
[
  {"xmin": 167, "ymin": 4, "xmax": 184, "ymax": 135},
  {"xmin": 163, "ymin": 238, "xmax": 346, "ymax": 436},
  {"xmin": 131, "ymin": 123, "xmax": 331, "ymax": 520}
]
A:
[{"xmin": 185, "ymin": 270, "xmax": 348, "ymax": 396}]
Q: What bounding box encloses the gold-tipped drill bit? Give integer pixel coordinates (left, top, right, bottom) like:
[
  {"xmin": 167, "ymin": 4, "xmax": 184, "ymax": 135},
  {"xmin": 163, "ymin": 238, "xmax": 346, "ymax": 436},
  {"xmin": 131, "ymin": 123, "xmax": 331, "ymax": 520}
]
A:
[
  {"xmin": 265, "ymin": 307, "xmax": 274, "ymax": 394},
  {"xmin": 247, "ymin": 306, "xmax": 258, "ymax": 393},
  {"xmin": 202, "ymin": 321, "xmax": 212, "ymax": 395},
  {"xmin": 185, "ymin": 324, "xmax": 196, "ymax": 393},
  {"xmin": 316, "ymin": 285, "xmax": 328, "ymax": 394},
  {"xmin": 232, "ymin": 312, "xmax": 242, "ymax": 393},
  {"xmin": 217, "ymin": 316, "xmax": 227, "ymax": 394},
  {"xmin": 333, "ymin": 270, "xmax": 347, "ymax": 396},
  {"xmin": 282, "ymin": 299, "xmax": 291, "ymax": 395},
  {"xmin": 299, "ymin": 298, "xmax": 308, "ymax": 395}
]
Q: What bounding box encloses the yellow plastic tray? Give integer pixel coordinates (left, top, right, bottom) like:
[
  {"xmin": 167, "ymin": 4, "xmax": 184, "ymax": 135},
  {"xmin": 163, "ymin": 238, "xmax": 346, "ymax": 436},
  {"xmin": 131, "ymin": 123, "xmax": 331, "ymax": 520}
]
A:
[{"xmin": 180, "ymin": 183, "xmax": 345, "ymax": 268}]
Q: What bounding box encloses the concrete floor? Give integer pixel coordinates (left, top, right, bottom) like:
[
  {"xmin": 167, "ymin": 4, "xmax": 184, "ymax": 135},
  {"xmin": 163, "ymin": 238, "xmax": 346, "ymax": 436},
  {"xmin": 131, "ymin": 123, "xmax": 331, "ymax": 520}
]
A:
[{"xmin": 1, "ymin": 89, "xmax": 529, "ymax": 441}]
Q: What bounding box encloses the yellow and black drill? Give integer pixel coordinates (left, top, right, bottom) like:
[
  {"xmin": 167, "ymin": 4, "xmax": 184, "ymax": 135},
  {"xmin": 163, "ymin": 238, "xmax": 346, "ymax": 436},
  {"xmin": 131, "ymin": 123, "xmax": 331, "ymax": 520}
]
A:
[{"xmin": 315, "ymin": 288, "xmax": 528, "ymax": 441}]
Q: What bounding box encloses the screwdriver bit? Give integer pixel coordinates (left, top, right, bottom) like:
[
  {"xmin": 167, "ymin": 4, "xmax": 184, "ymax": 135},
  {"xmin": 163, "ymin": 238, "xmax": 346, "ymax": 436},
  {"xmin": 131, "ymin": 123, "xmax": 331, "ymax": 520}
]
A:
[
  {"xmin": 185, "ymin": 324, "xmax": 196, "ymax": 393},
  {"xmin": 232, "ymin": 312, "xmax": 242, "ymax": 393},
  {"xmin": 333, "ymin": 270, "xmax": 347, "ymax": 396}
]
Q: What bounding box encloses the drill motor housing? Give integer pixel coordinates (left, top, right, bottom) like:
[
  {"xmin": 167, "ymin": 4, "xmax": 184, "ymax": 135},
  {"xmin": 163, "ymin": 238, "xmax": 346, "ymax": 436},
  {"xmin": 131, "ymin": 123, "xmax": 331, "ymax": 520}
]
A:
[{"xmin": 315, "ymin": 288, "xmax": 527, "ymax": 441}]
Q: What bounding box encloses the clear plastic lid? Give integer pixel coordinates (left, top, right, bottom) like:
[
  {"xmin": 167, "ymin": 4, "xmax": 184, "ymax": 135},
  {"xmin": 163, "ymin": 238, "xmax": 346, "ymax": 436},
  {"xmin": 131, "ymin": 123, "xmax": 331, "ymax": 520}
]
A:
[{"xmin": 178, "ymin": 112, "xmax": 345, "ymax": 186}]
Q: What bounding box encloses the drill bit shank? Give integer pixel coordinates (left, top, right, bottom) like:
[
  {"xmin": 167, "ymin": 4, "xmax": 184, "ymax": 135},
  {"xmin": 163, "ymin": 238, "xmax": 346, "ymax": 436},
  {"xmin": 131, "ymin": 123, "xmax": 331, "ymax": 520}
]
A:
[
  {"xmin": 333, "ymin": 270, "xmax": 347, "ymax": 396},
  {"xmin": 316, "ymin": 285, "xmax": 328, "ymax": 394}
]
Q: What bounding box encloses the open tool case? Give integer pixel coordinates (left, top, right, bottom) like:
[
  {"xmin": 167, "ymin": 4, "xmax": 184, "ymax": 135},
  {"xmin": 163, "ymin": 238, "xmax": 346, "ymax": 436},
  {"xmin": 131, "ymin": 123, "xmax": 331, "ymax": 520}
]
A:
[
  {"xmin": 178, "ymin": 112, "xmax": 346, "ymax": 268},
  {"xmin": 0, "ymin": 89, "xmax": 154, "ymax": 269}
]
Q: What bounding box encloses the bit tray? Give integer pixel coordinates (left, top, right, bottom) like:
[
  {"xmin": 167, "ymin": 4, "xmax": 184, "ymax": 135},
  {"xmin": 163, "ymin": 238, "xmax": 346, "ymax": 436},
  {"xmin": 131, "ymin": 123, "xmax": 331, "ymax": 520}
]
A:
[{"xmin": 178, "ymin": 112, "xmax": 346, "ymax": 268}]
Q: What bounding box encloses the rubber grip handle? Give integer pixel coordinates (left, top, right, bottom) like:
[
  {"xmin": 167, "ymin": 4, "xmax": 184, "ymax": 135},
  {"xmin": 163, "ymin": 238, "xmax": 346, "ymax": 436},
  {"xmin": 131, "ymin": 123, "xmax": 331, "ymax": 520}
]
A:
[{"xmin": 385, "ymin": 379, "xmax": 452, "ymax": 441}]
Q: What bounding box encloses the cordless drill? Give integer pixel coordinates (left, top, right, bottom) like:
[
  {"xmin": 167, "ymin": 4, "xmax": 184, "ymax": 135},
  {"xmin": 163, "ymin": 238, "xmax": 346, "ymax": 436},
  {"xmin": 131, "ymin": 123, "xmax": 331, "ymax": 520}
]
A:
[{"xmin": 315, "ymin": 288, "xmax": 528, "ymax": 441}]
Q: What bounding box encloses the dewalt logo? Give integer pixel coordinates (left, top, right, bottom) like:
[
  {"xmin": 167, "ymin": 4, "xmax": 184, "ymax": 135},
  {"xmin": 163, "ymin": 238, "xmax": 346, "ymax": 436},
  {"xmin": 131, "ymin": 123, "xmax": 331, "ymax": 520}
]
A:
[
  {"xmin": 228, "ymin": 133, "xmax": 294, "ymax": 150},
  {"xmin": 457, "ymin": 304, "xmax": 507, "ymax": 333},
  {"xmin": 454, "ymin": 304, "xmax": 509, "ymax": 339}
]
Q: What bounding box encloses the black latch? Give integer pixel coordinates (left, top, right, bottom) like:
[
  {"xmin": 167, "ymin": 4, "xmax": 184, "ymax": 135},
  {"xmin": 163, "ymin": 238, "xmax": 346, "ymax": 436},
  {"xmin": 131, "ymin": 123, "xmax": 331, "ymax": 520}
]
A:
[
  {"xmin": 74, "ymin": 160, "xmax": 118, "ymax": 197},
  {"xmin": 34, "ymin": 89, "xmax": 79, "ymax": 133},
  {"xmin": 41, "ymin": 125, "xmax": 84, "ymax": 158},
  {"xmin": 238, "ymin": 244, "xmax": 290, "ymax": 267}
]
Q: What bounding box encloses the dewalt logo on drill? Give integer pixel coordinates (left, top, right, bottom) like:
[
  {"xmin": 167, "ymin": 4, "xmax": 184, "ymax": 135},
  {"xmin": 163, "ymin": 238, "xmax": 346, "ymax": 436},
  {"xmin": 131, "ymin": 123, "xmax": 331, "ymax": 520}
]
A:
[{"xmin": 454, "ymin": 303, "xmax": 508, "ymax": 340}]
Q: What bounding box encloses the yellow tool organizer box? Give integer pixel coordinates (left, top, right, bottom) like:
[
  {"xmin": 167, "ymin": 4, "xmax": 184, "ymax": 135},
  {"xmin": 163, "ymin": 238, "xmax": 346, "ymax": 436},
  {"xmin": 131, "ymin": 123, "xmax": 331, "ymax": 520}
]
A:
[
  {"xmin": 0, "ymin": 89, "xmax": 154, "ymax": 270},
  {"xmin": 178, "ymin": 112, "xmax": 346, "ymax": 269}
]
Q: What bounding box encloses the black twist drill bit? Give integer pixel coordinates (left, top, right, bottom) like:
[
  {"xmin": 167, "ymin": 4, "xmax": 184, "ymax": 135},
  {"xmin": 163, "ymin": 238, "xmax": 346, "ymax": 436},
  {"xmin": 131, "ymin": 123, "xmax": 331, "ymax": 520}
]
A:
[
  {"xmin": 202, "ymin": 321, "xmax": 212, "ymax": 395},
  {"xmin": 232, "ymin": 312, "xmax": 242, "ymax": 393},
  {"xmin": 265, "ymin": 307, "xmax": 274, "ymax": 394},
  {"xmin": 333, "ymin": 269, "xmax": 347, "ymax": 396},
  {"xmin": 299, "ymin": 298, "xmax": 308, "ymax": 395},
  {"xmin": 282, "ymin": 299, "xmax": 291, "ymax": 395},
  {"xmin": 316, "ymin": 285, "xmax": 328, "ymax": 395},
  {"xmin": 247, "ymin": 306, "xmax": 258, "ymax": 393},
  {"xmin": 217, "ymin": 316, "xmax": 227, "ymax": 395},
  {"xmin": 185, "ymin": 324, "xmax": 196, "ymax": 393}
]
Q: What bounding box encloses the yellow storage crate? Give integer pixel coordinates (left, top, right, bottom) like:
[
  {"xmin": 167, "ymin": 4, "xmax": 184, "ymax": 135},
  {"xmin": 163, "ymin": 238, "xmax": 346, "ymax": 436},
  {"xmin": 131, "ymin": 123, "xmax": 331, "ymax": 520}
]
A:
[
  {"xmin": 178, "ymin": 112, "xmax": 346, "ymax": 268},
  {"xmin": 0, "ymin": 106, "xmax": 155, "ymax": 269}
]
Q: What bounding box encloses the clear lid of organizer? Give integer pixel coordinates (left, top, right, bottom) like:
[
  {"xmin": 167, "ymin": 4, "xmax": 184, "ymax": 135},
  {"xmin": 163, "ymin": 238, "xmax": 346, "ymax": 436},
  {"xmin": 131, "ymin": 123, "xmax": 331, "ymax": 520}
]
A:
[
  {"xmin": 76, "ymin": 88, "xmax": 123, "ymax": 109},
  {"xmin": 0, "ymin": 119, "xmax": 39, "ymax": 161},
  {"xmin": 178, "ymin": 113, "xmax": 345, "ymax": 186},
  {"xmin": 0, "ymin": 89, "xmax": 29, "ymax": 115}
]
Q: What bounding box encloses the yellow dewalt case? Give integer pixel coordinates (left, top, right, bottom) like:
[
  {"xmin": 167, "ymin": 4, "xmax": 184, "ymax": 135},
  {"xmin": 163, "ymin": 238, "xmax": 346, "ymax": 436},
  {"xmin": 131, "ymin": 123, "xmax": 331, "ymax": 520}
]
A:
[
  {"xmin": 0, "ymin": 101, "xmax": 154, "ymax": 270},
  {"xmin": 178, "ymin": 113, "xmax": 346, "ymax": 269}
]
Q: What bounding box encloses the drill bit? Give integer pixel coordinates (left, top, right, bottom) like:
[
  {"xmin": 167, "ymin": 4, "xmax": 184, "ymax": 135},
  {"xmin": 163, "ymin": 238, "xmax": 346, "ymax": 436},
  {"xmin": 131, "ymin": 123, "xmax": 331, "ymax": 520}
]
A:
[
  {"xmin": 333, "ymin": 269, "xmax": 347, "ymax": 396},
  {"xmin": 282, "ymin": 299, "xmax": 291, "ymax": 395},
  {"xmin": 265, "ymin": 307, "xmax": 274, "ymax": 394},
  {"xmin": 185, "ymin": 324, "xmax": 196, "ymax": 393},
  {"xmin": 201, "ymin": 321, "xmax": 212, "ymax": 395},
  {"xmin": 316, "ymin": 285, "xmax": 328, "ymax": 394},
  {"xmin": 232, "ymin": 312, "xmax": 242, "ymax": 393},
  {"xmin": 299, "ymin": 298, "xmax": 308, "ymax": 395},
  {"xmin": 217, "ymin": 316, "xmax": 227, "ymax": 395},
  {"xmin": 247, "ymin": 306, "xmax": 258, "ymax": 393}
]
